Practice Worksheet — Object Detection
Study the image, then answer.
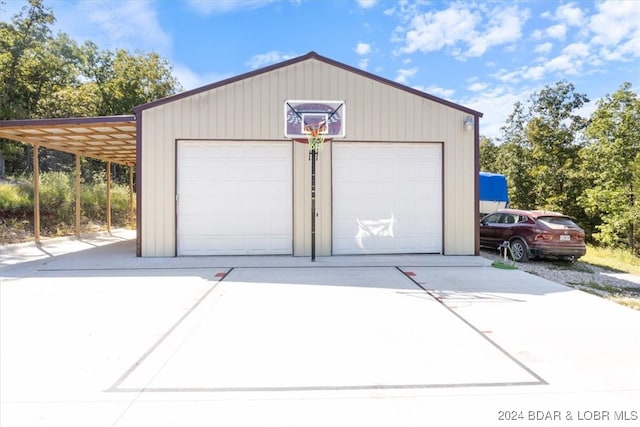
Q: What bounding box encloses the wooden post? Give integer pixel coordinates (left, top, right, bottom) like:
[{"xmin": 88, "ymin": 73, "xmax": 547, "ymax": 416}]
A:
[
  {"xmin": 33, "ymin": 145, "xmax": 40, "ymax": 242},
  {"xmin": 106, "ymin": 161, "xmax": 111, "ymax": 232},
  {"xmin": 75, "ymin": 155, "xmax": 81, "ymax": 235},
  {"xmin": 129, "ymin": 165, "xmax": 134, "ymax": 228}
]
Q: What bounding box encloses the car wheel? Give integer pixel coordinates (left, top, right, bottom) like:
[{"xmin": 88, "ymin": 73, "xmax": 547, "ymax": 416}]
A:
[{"xmin": 510, "ymin": 238, "xmax": 529, "ymax": 262}]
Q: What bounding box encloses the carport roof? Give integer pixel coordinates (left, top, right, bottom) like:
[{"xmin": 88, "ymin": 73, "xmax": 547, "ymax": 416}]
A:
[{"xmin": 0, "ymin": 115, "xmax": 136, "ymax": 166}]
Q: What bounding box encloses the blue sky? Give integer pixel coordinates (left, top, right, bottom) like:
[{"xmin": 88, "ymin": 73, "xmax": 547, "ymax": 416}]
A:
[{"xmin": 2, "ymin": 0, "xmax": 639, "ymax": 138}]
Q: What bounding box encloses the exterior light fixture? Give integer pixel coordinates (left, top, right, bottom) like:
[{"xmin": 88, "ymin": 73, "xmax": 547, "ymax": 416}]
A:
[{"xmin": 464, "ymin": 116, "xmax": 474, "ymax": 131}]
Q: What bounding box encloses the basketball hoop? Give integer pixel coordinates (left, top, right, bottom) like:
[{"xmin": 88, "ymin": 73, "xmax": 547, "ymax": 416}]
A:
[{"xmin": 304, "ymin": 122, "xmax": 328, "ymax": 152}]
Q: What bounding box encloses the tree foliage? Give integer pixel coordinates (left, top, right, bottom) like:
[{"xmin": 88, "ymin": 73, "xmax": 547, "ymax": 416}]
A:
[
  {"xmin": 578, "ymin": 83, "xmax": 640, "ymax": 250},
  {"xmin": 0, "ymin": 0, "xmax": 182, "ymax": 181},
  {"xmin": 525, "ymin": 81, "xmax": 588, "ymax": 219},
  {"xmin": 482, "ymin": 81, "xmax": 640, "ymax": 253}
]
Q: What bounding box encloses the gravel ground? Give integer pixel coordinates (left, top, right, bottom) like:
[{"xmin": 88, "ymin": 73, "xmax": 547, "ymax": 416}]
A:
[{"xmin": 480, "ymin": 248, "xmax": 640, "ymax": 310}]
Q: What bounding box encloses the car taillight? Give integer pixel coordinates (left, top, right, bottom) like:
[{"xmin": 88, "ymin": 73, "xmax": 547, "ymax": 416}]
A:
[{"xmin": 535, "ymin": 233, "xmax": 554, "ymax": 241}]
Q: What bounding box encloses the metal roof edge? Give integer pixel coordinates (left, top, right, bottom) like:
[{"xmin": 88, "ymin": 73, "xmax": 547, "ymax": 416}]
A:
[
  {"xmin": 309, "ymin": 52, "xmax": 484, "ymax": 118},
  {"xmin": 0, "ymin": 115, "xmax": 136, "ymax": 127},
  {"xmin": 135, "ymin": 51, "xmax": 483, "ymax": 118},
  {"xmin": 134, "ymin": 52, "xmax": 319, "ymax": 113}
]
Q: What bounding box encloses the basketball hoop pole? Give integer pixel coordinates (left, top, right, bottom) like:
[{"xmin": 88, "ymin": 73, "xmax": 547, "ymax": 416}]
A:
[
  {"xmin": 305, "ymin": 126, "xmax": 326, "ymax": 262},
  {"xmin": 310, "ymin": 147, "xmax": 317, "ymax": 262}
]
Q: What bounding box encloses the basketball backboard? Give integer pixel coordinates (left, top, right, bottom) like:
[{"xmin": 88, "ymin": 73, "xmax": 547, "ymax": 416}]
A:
[{"xmin": 284, "ymin": 100, "xmax": 345, "ymax": 140}]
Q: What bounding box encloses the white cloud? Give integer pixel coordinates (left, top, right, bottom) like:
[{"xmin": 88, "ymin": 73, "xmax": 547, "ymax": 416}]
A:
[
  {"xmin": 467, "ymin": 6, "xmax": 528, "ymax": 57},
  {"xmin": 383, "ymin": 7, "xmax": 395, "ymax": 16},
  {"xmin": 246, "ymin": 51, "xmax": 296, "ymax": 69},
  {"xmin": 468, "ymin": 82, "xmax": 488, "ymax": 92},
  {"xmin": 491, "ymin": 40, "xmax": 592, "ymax": 83},
  {"xmin": 545, "ymin": 55, "xmax": 577, "ymax": 74},
  {"xmin": 423, "ymin": 85, "xmax": 455, "ymax": 99},
  {"xmin": 545, "ymin": 24, "xmax": 567, "ymax": 40},
  {"xmin": 173, "ymin": 64, "xmax": 232, "ymax": 90},
  {"xmin": 401, "ymin": 5, "xmax": 479, "ymax": 54},
  {"xmin": 397, "ymin": 4, "xmax": 528, "ymax": 59},
  {"xmin": 589, "ymin": 0, "xmax": 640, "ymax": 59},
  {"xmin": 395, "ymin": 67, "xmax": 418, "ymax": 84},
  {"xmin": 520, "ymin": 65, "xmax": 546, "ymax": 81},
  {"xmin": 187, "ymin": 0, "xmax": 276, "ymax": 14},
  {"xmin": 357, "ymin": 0, "xmax": 378, "ymax": 9},
  {"xmin": 562, "ymin": 42, "xmax": 589, "ymax": 57},
  {"xmin": 534, "ymin": 42, "xmax": 553, "ymax": 54},
  {"xmin": 76, "ymin": 1, "xmax": 171, "ymax": 54},
  {"xmin": 355, "ymin": 42, "xmax": 372, "ymax": 55},
  {"xmin": 555, "ymin": 3, "xmax": 585, "ymax": 27},
  {"xmin": 463, "ymin": 86, "xmax": 531, "ymax": 139},
  {"xmin": 358, "ymin": 58, "xmax": 370, "ymax": 70}
]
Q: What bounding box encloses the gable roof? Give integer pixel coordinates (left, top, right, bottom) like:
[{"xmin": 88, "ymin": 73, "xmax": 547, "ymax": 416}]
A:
[{"xmin": 135, "ymin": 51, "xmax": 483, "ymax": 118}]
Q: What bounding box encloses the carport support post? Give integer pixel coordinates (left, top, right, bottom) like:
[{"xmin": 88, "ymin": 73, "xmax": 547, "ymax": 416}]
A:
[
  {"xmin": 32, "ymin": 144, "xmax": 40, "ymax": 242},
  {"xmin": 310, "ymin": 148, "xmax": 317, "ymax": 261},
  {"xmin": 106, "ymin": 161, "xmax": 111, "ymax": 232},
  {"xmin": 75, "ymin": 155, "xmax": 81, "ymax": 235},
  {"xmin": 129, "ymin": 165, "xmax": 134, "ymax": 228}
]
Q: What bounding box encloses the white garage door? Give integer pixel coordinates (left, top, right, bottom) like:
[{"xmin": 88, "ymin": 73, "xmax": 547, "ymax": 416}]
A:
[
  {"xmin": 333, "ymin": 143, "xmax": 442, "ymax": 254},
  {"xmin": 177, "ymin": 141, "xmax": 292, "ymax": 255}
]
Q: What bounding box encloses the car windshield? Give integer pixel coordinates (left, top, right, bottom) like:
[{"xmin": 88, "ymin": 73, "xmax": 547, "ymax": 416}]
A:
[{"xmin": 537, "ymin": 216, "xmax": 579, "ymax": 229}]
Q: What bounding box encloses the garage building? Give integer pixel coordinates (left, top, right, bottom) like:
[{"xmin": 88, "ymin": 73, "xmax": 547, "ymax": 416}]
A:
[{"xmin": 135, "ymin": 51, "xmax": 482, "ymax": 257}]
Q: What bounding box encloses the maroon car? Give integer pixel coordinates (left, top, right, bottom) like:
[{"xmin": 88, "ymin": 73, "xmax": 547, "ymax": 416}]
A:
[{"xmin": 480, "ymin": 208, "xmax": 586, "ymax": 262}]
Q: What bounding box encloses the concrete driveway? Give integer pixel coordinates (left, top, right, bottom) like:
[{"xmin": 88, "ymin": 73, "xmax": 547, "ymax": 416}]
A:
[{"xmin": 1, "ymin": 231, "xmax": 639, "ymax": 426}]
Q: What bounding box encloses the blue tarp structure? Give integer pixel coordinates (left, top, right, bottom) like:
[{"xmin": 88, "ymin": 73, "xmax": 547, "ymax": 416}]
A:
[{"xmin": 479, "ymin": 172, "xmax": 509, "ymax": 202}]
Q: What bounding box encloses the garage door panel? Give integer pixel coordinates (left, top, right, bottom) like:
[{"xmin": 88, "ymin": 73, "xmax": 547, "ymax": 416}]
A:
[
  {"xmin": 333, "ymin": 143, "xmax": 442, "ymax": 255},
  {"xmin": 177, "ymin": 141, "xmax": 292, "ymax": 256}
]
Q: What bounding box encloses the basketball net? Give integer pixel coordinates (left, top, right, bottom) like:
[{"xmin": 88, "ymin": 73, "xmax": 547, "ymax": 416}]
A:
[{"xmin": 304, "ymin": 122, "xmax": 327, "ymax": 152}]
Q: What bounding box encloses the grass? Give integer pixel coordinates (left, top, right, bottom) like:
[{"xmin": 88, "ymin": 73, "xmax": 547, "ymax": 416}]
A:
[
  {"xmin": 567, "ymin": 280, "xmax": 640, "ymax": 295},
  {"xmin": 536, "ymin": 246, "xmax": 640, "ymax": 311},
  {"xmin": 610, "ymin": 297, "xmax": 640, "ymax": 310},
  {"xmin": 581, "ymin": 245, "xmax": 640, "ymax": 275},
  {"xmin": 0, "ymin": 173, "xmax": 135, "ymax": 241}
]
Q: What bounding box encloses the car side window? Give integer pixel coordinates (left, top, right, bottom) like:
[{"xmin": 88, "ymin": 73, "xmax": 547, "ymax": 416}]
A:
[
  {"xmin": 516, "ymin": 215, "xmax": 527, "ymax": 223},
  {"xmin": 484, "ymin": 213, "xmax": 502, "ymax": 224}
]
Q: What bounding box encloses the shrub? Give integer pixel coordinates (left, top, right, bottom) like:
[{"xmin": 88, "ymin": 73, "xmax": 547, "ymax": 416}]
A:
[
  {"xmin": 40, "ymin": 171, "xmax": 75, "ymax": 224},
  {"xmin": 0, "ymin": 180, "xmax": 32, "ymax": 211},
  {"xmin": 1, "ymin": 172, "xmax": 135, "ymax": 237}
]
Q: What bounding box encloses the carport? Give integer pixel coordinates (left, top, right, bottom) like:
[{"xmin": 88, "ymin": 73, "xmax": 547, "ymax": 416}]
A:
[{"xmin": 0, "ymin": 115, "xmax": 137, "ymax": 240}]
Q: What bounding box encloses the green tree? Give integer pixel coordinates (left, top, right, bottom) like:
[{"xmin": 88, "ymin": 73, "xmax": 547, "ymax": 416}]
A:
[
  {"xmin": 494, "ymin": 101, "xmax": 536, "ymax": 209},
  {"xmin": 525, "ymin": 81, "xmax": 589, "ymax": 222},
  {"xmin": 85, "ymin": 45, "xmax": 181, "ymax": 116},
  {"xmin": 479, "ymin": 136, "xmax": 499, "ymax": 172},
  {"xmin": 0, "ymin": 0, "xmax": 56, "ymax": 175},
  {"xmin": 78, "ymin": 43, "xmax": 182, "ymax": 183},
  {"xmin": 579, "ymin": 82, "xmax": 640, "ymax": 251},
  {"xmin": 0, "ymin": 0, "xmax": 182, "ymax": 180},
  {"xmin": 0, "ymin": 0, "xmax": 55, "ymax": 119}
]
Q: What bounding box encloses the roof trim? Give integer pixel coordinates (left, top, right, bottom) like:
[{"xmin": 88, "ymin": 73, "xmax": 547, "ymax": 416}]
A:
[
  {"xmin": 0, "ymin": 115, "xmax": 137, "ymax": 166},
  {"xmin": 0, "ymin": 115, "xmax": 135, "ymax": 128},
  {"xmin": 135, "ymin": 51, "xmax": 483, "ymax": 118}
]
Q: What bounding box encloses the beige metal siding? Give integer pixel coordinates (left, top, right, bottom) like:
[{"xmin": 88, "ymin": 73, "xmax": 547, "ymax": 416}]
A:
[{"xmin": 141, "ymin": 57, "xmax": 476, "ymax": 256}]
